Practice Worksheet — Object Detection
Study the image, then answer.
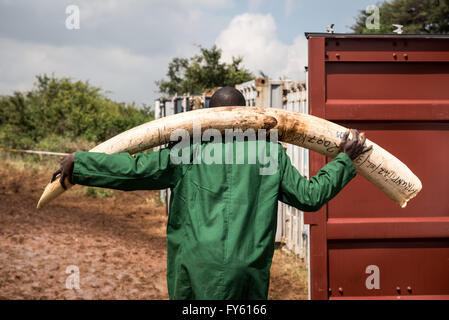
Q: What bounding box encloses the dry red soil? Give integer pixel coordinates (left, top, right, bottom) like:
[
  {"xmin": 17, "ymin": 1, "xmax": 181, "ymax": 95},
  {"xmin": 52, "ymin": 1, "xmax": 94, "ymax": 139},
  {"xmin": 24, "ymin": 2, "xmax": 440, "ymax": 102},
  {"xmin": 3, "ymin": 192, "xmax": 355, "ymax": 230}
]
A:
[{"xmin": 0, "ymin": 163, "xmax": 307, "ymax": 300}]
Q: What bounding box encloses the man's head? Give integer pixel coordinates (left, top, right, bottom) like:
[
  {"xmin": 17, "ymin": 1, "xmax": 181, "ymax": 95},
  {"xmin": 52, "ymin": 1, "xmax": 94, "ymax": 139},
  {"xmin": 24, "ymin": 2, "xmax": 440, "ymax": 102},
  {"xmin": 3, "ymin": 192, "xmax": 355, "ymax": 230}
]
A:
[{"xmin": 209, "ymin": 87, "xmax": 246, "ymax": 108}]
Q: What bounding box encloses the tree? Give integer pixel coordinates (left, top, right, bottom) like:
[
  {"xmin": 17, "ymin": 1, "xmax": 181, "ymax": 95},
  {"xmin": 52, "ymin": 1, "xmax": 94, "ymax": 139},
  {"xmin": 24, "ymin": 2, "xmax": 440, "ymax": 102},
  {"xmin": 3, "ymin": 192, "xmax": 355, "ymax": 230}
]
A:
[
  {"xmin": 351, "ymin": 0, "xmax": 449, "ymax": 34},
  {"xmin": 156, "ymin": 45, "xmax": 254, "ymax": 96}
]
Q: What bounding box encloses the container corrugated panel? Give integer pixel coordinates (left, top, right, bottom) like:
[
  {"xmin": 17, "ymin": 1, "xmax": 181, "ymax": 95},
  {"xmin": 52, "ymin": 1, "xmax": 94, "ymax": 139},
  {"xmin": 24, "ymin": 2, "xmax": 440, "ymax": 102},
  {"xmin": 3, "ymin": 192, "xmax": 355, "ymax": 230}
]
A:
[{"xmin": 305, "ymin": 33, "xmax": 449, "ymax": 300}]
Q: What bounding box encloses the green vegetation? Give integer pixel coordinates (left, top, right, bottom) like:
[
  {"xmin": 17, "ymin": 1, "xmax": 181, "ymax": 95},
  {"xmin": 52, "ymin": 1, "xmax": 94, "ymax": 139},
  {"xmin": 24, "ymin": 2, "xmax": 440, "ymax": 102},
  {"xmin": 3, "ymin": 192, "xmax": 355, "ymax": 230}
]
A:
[
  {"xmin": 351, "ymin": 0, "xmax": 449, "ymax": 34},
  {"xmin": 85, "ymin": 186, "xmax": 115, "ymax": 198},
  {"xmin": 156, "ymin": 45, "xmax": 254, "ymax": 96},
  {"xmin": 0, "ymin": 74, "xmax": 153, "ymax": 151}
]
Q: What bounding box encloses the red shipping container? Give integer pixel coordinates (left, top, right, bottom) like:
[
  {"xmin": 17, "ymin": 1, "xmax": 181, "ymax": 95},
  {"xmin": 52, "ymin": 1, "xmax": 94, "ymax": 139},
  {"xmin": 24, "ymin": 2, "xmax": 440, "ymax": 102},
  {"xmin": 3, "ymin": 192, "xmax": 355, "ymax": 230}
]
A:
[{"xmin": 304, "ymin": 33, "xmax": 449, "ymax": 300}]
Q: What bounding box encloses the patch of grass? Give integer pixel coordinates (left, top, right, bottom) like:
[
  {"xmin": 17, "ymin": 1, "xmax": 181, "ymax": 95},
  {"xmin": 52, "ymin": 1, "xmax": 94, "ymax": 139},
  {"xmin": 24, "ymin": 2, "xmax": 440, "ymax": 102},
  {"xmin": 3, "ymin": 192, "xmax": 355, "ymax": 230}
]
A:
[
  {"xmin": 85, "ymin": 187, "xmax": 115, "ymax": 199},
  {"xmin": 0, "ymin": 136, "xmax": 95, "ymax": 169},
  {"xmin": 145, "ymin": 194, "xmax": 164, "ymax": 207},
  {"xmin": 36, "ymin": 135, "xmax": 96, "ymax": 154},
  {"xmin": 0, "ymin": 152, "xmax": 58, "ymax": 173},
  {"xmin": 269, "ymin": 245, "xmax": 308, "ymax": 300}
]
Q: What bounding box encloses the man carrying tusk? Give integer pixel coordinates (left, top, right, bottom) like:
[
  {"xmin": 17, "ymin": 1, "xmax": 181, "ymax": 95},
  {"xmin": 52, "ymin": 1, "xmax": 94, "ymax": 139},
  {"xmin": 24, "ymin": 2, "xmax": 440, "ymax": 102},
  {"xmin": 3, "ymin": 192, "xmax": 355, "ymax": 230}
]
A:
[{"xmin": 52, "ymin": 87, "xmax": 371, "ymax": 300}]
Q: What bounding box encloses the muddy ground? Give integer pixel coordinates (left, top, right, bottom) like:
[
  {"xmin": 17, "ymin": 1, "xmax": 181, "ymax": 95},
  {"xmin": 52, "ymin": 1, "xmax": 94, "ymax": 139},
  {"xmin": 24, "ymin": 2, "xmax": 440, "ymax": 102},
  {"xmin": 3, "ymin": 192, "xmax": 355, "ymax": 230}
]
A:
[{"xmin": 0, "ymin": 161, "xmax": 307, "ymax": 300}]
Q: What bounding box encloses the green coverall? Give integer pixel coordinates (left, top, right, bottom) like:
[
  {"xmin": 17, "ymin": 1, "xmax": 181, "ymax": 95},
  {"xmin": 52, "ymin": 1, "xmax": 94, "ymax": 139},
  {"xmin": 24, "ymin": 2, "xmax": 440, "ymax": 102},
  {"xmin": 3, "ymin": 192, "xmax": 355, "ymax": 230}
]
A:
[{"xmin": 72, "ymin": 139, "xmax": 356, "ymax": 300}]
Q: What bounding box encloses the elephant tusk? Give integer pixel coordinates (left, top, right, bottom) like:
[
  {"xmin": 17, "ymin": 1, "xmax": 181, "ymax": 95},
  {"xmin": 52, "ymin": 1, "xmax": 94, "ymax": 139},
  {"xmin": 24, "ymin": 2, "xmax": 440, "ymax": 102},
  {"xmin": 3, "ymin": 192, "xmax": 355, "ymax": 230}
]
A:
[{"xmin": 37, "ymin": 107, "xmax": 422, "ymax": 209}]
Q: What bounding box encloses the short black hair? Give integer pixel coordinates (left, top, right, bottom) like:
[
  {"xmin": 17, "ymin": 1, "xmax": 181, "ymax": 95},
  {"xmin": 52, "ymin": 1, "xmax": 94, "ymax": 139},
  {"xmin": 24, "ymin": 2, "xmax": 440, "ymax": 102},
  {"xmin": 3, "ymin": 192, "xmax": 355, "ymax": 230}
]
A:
[{"xmin": 209, "ymin": 87, "xmax": 246, "ymax": 108}]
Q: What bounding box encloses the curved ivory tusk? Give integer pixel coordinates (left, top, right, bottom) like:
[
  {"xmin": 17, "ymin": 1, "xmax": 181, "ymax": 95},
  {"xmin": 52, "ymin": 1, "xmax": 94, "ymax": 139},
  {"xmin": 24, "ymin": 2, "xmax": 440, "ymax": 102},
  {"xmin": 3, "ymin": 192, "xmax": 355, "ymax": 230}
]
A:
[{"xmin": 37, "ymin": 107, "xmax": 422, "ymax": 209}]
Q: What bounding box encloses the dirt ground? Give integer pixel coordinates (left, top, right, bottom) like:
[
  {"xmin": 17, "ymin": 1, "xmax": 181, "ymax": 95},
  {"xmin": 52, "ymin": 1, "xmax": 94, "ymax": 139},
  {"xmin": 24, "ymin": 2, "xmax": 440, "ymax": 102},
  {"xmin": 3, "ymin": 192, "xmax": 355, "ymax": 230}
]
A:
[{"xmin": 0, "ymin": 160, "xmax": 307, "ymax": 300}]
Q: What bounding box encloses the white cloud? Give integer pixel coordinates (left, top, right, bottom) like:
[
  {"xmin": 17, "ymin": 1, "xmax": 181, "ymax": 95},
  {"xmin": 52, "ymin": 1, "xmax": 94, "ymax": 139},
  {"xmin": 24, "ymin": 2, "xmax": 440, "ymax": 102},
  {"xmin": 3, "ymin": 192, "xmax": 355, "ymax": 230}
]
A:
[
  {"xmin": 0, "ymin": 37, "xmax": 169, "ymax": 104},
  {"xmin": 78, "ymin": 0, "xmax": 139, "ymax": 28},
  {"xmin": 0, "ymin": 0, "xmax": 234, "ymax": 104},
  {"xmin": 215, "ymin": 13, "xmax": 307, "ymax": 81},
  {"xmin": 77, "ymin": 0, "xmax": 229, "ymax": 27}
]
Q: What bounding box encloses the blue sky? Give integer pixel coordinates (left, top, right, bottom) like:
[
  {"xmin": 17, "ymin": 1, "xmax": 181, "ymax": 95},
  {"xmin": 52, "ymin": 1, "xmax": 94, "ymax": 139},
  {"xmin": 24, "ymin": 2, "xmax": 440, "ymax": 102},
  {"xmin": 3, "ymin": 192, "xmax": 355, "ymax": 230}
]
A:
[{"xmin": 0, "ymin": 0, "xmax": 380, "ymax": 105}]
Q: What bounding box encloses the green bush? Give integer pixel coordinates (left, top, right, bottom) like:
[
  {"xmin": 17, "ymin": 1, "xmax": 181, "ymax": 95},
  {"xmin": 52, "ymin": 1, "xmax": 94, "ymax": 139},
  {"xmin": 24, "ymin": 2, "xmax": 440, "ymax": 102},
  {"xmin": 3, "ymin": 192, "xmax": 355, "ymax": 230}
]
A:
[{"xmin": 0, "ymin": 74, "xmax": 154, "ymax": 150}]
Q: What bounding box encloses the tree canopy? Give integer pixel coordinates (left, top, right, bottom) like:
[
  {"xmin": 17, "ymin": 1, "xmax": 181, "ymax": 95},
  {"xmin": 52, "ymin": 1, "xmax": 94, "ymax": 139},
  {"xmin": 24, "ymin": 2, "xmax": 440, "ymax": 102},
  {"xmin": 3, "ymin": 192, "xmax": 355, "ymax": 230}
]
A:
[
  {"xmin": 156, "ymin": 45, "xmax": 254, "ymax": 96},
  {"xmin": 351, "ymin": 0, "xmax": 449, "ymax": 34},
  {"xmin": 0, "ymin": 74, "xmax": 153, "ymax": 150}
]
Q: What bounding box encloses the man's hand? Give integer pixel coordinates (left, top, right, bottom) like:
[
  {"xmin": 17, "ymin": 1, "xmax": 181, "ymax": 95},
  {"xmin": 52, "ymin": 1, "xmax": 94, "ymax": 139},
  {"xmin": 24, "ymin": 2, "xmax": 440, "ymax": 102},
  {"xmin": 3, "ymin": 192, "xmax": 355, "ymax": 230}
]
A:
[
  {"xmin": 339, "ymin": 129, "xmax": 372, "ymax": 160},
  {"xmin": 51, "ymin": 153, "xmax": 75, "ymax": 190}
]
